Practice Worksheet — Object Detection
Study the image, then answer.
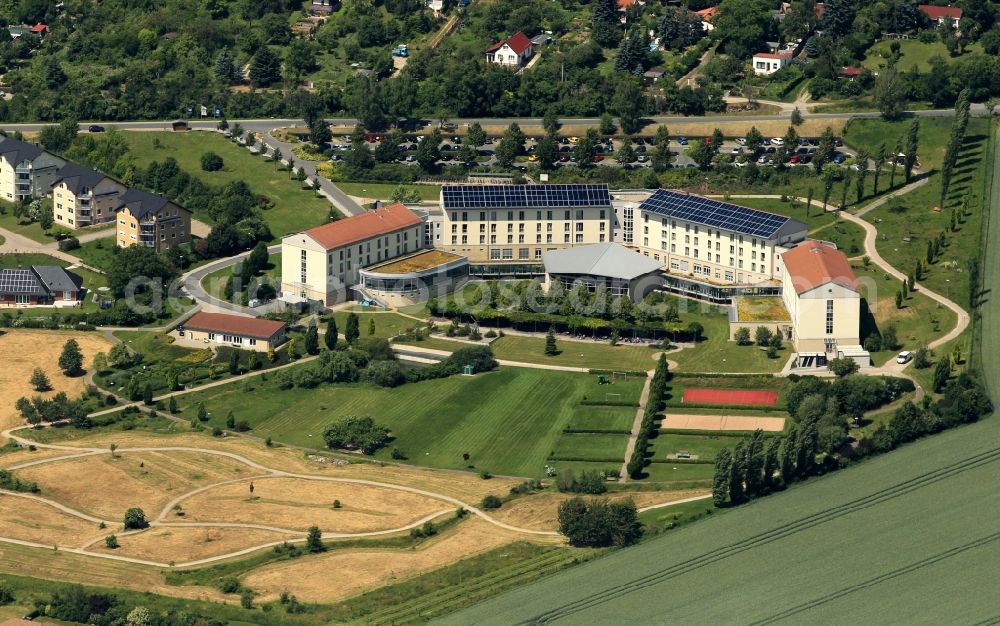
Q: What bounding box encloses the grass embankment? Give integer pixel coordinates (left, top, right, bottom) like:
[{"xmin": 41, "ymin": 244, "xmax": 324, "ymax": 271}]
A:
[{"xmin": 123, "ymin": 131, "xmax": 332, "ymax": 238}]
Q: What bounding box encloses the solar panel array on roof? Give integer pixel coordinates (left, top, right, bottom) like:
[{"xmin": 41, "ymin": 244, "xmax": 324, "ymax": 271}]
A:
[
  {"xmin": 639, "ymin": 190, "xmax": 791, "ymax": 238},
  {"xmin": 0, "ymin": 268, "xmax": 46, "ymax": 295},
  {"xmin": 442, "ymin": 184, "xmax": 612, "ymax": 209}
]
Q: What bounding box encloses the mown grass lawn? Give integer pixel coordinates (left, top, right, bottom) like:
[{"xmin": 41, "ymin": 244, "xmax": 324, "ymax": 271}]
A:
[
  {"xmin": 862, "ymin": 117, "xmax": 990, "ymax": 311},
  {"xmin": 489, "ymin": 335, "xmax": 661, "ymax": 371},
  {"xmin": 122, "ymin": 131, "xmax": 333, "ymax": 238},
  {"xmin": 844, "ymin": 115, "xmax": 958, "ymax": 172},
  {"xmin": 550, "ymin": 433, "xmax": 629, "ymax": 462},
  {"xmin": 177, "ymin": 366, "xmax": 643, "ymax": 477},
  {"xmin": 728, "ymin": 197, "xmax": 867, "ymax": 254},
  {"xmin": 862, "ymin": 40, "xmax": 984, "ymax": 73},
  {"xmin": 854, "ymin": 263, "xmax": 958, "ymax": 365},
  {"xmin": 671, "ymin": 313, "xmax": 788, "ymax": 374},
  {"xmin": 334, "ymin": 182, "xmax": 442, "ymax": 202},
  {"xmin": 565, "ymin": 406, "xmax": 636, "ymax": 432},
  {"xmin": 328, "ymin": 310, "xmax": 420, "ymax": 340},
  {"xmin": 0, "ymin": 209, "xmax": 56, "ymax": 243},
  {"xmin": 651, "ymin": 433, "xmax": 743, "ymax": 462},
  {"xmin": 70, "ymin": 235, "xmax": 117, "ymax": 270}
]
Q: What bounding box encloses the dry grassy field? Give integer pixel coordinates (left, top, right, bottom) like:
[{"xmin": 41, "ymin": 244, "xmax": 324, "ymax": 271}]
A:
[
  {"xmin": 0, "ymin": 329, "xmax": 112, "ymax": 434},
  {"xmin": 15, "ymin": 451, "xmax": 257, "ymax": 520},
  {"xmin": 90, "ymin": 526, "xmax": 293, "ymax": 563},
  {"xmin": 178, "ymin": 476, "xmax": 448, "ymax": 533},
  {"xmin": 491, "ymin": 490, "xmax": 710, "ymax": 532},
  {"xmin": 242, "ymin": 517, "xmax": 553, "ymax": 604},
  {"xmin": 0, "ymin": 494, "xmax": 103, "ymax": 546}
]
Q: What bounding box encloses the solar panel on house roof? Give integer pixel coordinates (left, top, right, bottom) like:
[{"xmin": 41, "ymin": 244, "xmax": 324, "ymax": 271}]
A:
[
  {"xmin": 639, "ymin": 190, "xmax": 791, "ymax": 238},
  {"xmin": 0, "ymin": 268, "xmax": 45, "ymax": 295},
  {"xmin": 441, "ymin": 184, "xmax": 612, "ymax": 209}
]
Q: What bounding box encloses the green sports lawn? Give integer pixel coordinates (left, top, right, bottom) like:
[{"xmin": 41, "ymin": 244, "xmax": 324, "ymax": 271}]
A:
[
  {"xmin": 650, "ymin": 433, "xmax": 741, "ymax": 463},
  {"xmin": 488, "ymin": 335, "xmax": 661, "ymax": 371},
  {"xmin": 550, "ymin": 433, "xmax": 628, "ymax": 462},
  {"xmin": 178, "ymin": 366, "xmax": 644, "ymax": 477},
  {"xmin": 122, "ymin": 131, "xmax": 332, "ymax": 238},
  {"xmin": 565, "ymin": 405, "xmax": 635, "ymax": 432}
]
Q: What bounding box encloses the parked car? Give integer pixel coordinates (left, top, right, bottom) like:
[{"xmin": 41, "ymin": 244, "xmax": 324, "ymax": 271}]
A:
[
  {"xmin": 637, "ymin": 155, "xmax": 649, "ymax": 163},
  {"xmin": 765, "ymin": 146, "xmax": 776, "ymax": 153},
  {"xmin": 440, "ymin": 143, "xmax": 454, "ymax": 151},
  {"xmin": 833, "ymin": 154, "xmax": 845, "ymax": 164},
  {"xmin": 771, "ymin": 137, "xmax": 785, "ymax": 146},
  {"xmin": 88, "ymin": 124, "xmax": 105, "ymax": 133},
  {"xmin": 439, "ymin": 154, "xmax": 452, "ymax": 161},
  {"xmin": 528, "ymin": 154, "xmax": 538, "ymax": 162},
  {"xmin": 735, "ymin": 137, "xmax": 747, "ymax": 146},
  {"xmin": 896, "ymin": 351, "xmax": 913, "ymax": 364},
  {"xmin": 731, "ymin": 147, "xmax": 743, "ymax": 155},
  {"xmin": 634, "ymin": 145, "xmax": 646, "ymax": 153},
  {"xmin": 834, "ymin": 137, "xmax": 844, "ymax": 147},
  {"xmin": 405, "ymin": 155, "xmax": 416, "ymax": 162},
  {"xmin": 757, "ymin": 155, "xmax": 768, "ymax": 164},
  {"xmin": 591, "ymin": 154, "xmax": 604, "ymax": 162},
  {"xmin": 568, "ymin": 136, "xmax": 580, "ymax": 144},
  {"xmin": 677, "ymin": 136, "xmax": 688, "ymax": 145},
  {"xmin": 559, "ymin": 155, "xmax": 569, "ymax": 162},
  {"xmin": 789, "ymin": 154, "xmax": 800, "ymax": 163}
]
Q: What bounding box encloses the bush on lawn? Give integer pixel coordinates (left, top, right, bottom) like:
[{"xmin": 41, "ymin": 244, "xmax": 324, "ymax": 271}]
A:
[{"xmin": 322, "ymin": 415, "xmax": 391, "ymax": 454}]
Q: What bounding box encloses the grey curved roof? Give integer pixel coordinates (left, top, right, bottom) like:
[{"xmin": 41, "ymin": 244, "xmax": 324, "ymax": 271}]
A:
[{"xmin": 542, "ymin": 243, "xmax": 662, "ymax": 281}]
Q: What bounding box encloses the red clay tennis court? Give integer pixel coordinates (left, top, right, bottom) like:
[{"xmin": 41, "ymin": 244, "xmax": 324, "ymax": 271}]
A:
[{"xmin": 682, "ymin": 388, "xmax": 778, "ymax": 406}]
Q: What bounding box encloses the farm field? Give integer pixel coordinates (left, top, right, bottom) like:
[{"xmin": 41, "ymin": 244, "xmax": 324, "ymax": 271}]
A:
[
  {"xmin": 0, "ymin": 329, "xmax": 111, "ymax": 434},
  {"xmin": 489, "ymin": 335, "xmax": 661, "ymax": 371},
  {"xmin": 122, "ymin": 131, "xmax": 332, "ymax": 238},
  {"xmin": 177, "ymin": 367, "xmax": 646, "ymax": 477}
]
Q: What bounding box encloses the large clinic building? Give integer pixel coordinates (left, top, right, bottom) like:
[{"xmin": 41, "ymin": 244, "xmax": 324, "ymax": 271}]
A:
[{"xmin": 437, "ymin": 184, "xmax": 613, "ymax": 265}]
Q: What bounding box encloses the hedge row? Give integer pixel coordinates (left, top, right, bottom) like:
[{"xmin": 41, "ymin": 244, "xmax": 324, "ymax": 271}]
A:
[
  {"xmin": 626, "ymin": 355, "xmax": 671, "ymax": 478},
  {"xmin": 562, "ymin": 428, "xmax": 632, "ymax": 435}
]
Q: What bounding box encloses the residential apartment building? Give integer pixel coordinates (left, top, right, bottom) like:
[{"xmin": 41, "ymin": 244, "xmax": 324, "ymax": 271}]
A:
[
  {"xmin": 0, "ymin": 137, "xmax": 64, "ymax": 202},
  {"xmin": 51, "ymin": 163, "xmax": 127, "ymax": 229},
  {"xmin": 280, "ymin": 203, "xmax": 423, "ymax": 305},
  {"xmin": 438, "ymin": 184, "xmax": 613, "ymax": 265},
  {"xmin": 627, "ymin": 190, "xmax": 807, "ymax": 301},
  {"xmin": 115, "ymin": 188, "xmax": 192, "ymax": 252}
]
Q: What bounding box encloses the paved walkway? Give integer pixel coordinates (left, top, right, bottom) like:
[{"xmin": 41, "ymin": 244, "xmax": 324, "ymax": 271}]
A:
[
  {"xmin": 620, "ymin": 372, "xmax": 654, "ymax": 481},
  {"xmin": 0, "ymin": 226, "xmax": 104, "ymax": 273}
]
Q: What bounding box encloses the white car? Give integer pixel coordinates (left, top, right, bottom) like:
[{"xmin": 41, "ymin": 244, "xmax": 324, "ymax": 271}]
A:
[
  {"xmin": 757, "ymin": 155, "xmax": 768, "ymax": 164},
  {"xmin": 735, "ymin": 137, "xmax": 747, "ymax": 146},
  {"xmin": 896, "ymin": 351, "xmax": 913, "ymax": 364},
  {"xmin": 771, "ymin": 137, "xmax": 785, "ymax": 146},
  {"xmin": 731, "ymin": 146, "xmax": 742, "ymax": 154}
]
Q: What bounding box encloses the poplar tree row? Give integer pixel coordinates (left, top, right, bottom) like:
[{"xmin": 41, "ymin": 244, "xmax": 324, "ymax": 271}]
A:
[{"xmin": 626, "ymin": 354, "xmax": 670, "ymax": 479}]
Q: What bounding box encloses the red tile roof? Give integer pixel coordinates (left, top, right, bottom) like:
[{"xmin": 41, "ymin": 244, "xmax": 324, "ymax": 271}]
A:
[
  {"xmin": 696, "ymin": 6, "xmax": 719, "ymax": 21},
  {"xmin": 30, "ymin": 23, "xmax": 46, "ymax": 32},
  {"xmin": 840, "ymin": 66, "xmax": 864, "ymax": 77},
  {"xmin": 184, "ymin": 312, "xmax": 286, "ymax": 340},
  {"xmin": 815, "ymin": 2, "xmax": 826, "ymax": 17},
  {"xmin": 754, "ymin": 52, "xmax": 793, "ymax": 60},
  {"xmin": 487, "ymin": 31, "xmax": 532, "ymax": 55},
  {"xmin": 617, "ymin": 0, "xmax": 636, "ymax": 9},
  {"xmin": 782, "ymin": 241, "xmax": 858, "ymax": 295},
  {"xmin": 301, "ymin": 203, "xmax": 421, "ymax": 250},
  {"xmin": 919, "ymin": 4, "xmax": 962, "ymax": 20}
]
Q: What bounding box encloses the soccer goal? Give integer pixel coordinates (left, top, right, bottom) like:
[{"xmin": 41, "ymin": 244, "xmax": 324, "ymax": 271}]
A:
[
  {"xmin": 605, "ymin": 392, "xmax": 622, "ymax": 403},
  {"xmin": 612, "ymin": 371, "xmax": 628, "ymax": 382}
]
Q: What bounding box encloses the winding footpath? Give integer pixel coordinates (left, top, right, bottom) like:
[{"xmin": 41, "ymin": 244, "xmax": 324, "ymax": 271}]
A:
[{"xmin": 0, "ymin": 425, "xmax": 562, "ymax": 570}]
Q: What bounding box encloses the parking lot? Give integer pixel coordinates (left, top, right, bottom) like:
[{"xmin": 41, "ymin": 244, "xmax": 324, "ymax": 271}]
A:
[{"xmin": 326, "ymin": 133, "xmax": 856, "ymax": 171}]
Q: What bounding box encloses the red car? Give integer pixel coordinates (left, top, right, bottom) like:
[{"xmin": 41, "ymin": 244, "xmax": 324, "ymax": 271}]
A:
[
  {"xmin": 559, "ymin": 155, "xmax": 569, "ymax": 162},
  {"xmin": 704, "ymin": 137, "xmax": 712, "ymax": 145},
  {"xmin": 592, "ymin": 155, "xmax": 604, "ymax": 162},
  {"xmin": 789, "ymin": 155, "xmax": 800, "ymax": 164}
]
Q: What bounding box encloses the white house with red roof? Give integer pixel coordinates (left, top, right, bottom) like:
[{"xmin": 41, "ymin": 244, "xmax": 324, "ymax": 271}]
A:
[
  {"xmin": 919, "ymin": 4, "xmax": 962, "ymax": 28},
  {"xmin": 777, "ymin": 241, "xmax": 864, "ymax": 360},
  {"xmin": 751, "ymin": 51, "xmax": 793, "ymax": 75},
  {"xmin": 485, "ymin": 32, "xmax": 534, "ymax": 67},
  {"xmin": 280, "ymin": 203, "xmax": 424, "ymax": 305}
]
